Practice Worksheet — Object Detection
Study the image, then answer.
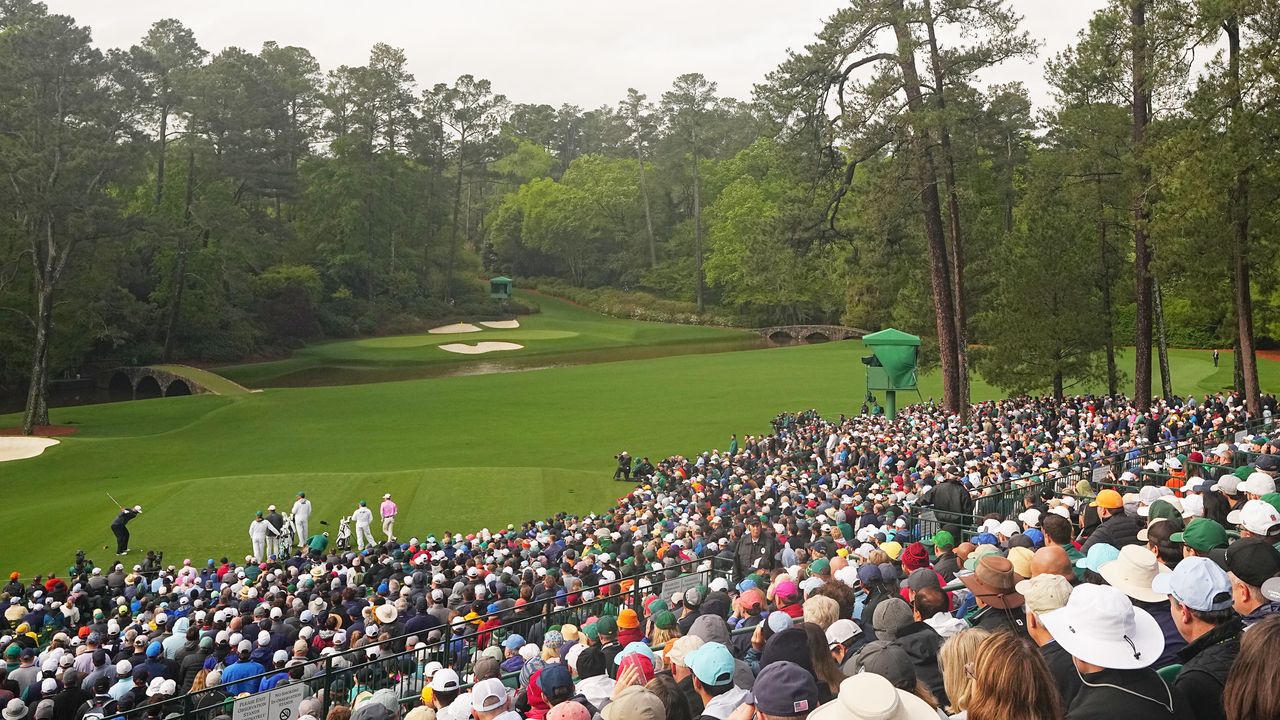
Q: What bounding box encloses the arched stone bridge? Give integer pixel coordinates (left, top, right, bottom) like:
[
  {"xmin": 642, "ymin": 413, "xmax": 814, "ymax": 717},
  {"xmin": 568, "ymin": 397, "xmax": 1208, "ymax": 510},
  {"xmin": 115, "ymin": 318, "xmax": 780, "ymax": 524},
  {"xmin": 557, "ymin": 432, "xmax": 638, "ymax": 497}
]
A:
[
  {"xmin": 102, "ymin": 365, "xmax": 250, "ymax": 401},
  {"xmin": 758, "ymin": 324, "xmax": 869, "ymax": 342}
]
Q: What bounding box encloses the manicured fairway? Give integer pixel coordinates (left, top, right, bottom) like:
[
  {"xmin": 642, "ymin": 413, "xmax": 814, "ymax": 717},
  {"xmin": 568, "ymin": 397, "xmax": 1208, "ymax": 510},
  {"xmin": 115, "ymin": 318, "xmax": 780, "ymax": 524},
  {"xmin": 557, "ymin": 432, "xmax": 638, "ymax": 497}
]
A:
[{"xmin": 0, "ymin": 322, "xmax": 1272, "ymax": 574}]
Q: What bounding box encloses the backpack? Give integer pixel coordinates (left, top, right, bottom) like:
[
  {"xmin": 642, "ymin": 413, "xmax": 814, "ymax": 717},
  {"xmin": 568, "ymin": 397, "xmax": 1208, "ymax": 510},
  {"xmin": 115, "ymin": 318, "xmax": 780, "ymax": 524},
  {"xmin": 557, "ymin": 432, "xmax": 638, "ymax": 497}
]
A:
[{"xmin": 80, "ymin": 696, "xmax": 118, "ymax": 720}]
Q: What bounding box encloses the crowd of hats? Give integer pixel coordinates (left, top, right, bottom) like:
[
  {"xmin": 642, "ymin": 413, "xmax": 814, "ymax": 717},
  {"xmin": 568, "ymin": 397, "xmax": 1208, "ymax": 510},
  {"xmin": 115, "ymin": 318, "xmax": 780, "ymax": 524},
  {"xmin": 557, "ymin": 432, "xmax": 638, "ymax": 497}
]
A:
[{"xmin": 0, "ymin": 391, "xmax": 1273, "ymax": 720}]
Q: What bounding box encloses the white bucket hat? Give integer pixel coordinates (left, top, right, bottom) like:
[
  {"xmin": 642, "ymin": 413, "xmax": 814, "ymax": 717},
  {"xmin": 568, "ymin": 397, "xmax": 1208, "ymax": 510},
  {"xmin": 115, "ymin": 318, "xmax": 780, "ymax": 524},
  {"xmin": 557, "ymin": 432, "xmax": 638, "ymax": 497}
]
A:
[
  {"xmin": 809, "ymin": 673, "xmax": 937, "ymax": 720},
  {"xmin": 1039, "ymin": 583, "xmax": 1164, "ymax": 670},
  {"xmin": 1099, "ymin": 546, "xmax": 1170, "ymax": 603}
]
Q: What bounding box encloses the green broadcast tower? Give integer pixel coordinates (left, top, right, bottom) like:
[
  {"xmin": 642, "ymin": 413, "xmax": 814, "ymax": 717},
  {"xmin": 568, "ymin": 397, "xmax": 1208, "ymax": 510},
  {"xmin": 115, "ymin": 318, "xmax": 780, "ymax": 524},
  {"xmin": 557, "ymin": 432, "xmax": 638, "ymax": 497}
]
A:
[{"xmin": 861, "ymin": 328, "xmax": 920, "ymax": 420}]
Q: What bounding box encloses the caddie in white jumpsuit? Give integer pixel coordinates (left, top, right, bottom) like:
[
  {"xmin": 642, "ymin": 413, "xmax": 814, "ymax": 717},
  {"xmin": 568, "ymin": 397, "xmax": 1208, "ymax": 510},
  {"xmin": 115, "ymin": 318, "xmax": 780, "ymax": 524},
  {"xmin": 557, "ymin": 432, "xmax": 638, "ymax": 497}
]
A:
[
  {"xmin": 249, "ymin": 511, "xmax": 272, "ymax": 561},
  {"xmin": 292, "ymin": 491, "xmax": 312, "ymax": 547},
  {"xmin": 352, "ymin": 501, "xmax": 376, "ymax": 551}
]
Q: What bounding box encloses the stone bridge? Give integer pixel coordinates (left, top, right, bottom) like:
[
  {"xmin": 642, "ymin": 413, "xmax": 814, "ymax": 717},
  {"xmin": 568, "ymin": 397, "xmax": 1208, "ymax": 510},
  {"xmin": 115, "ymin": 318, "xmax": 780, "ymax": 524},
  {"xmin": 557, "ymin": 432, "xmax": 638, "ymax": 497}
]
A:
[
  {"xmin": 758, "ymin": 324, "xmax": 869, "ymax": 342},
  {"xmin": 101, "ymin": 365, "xmax": 248, "ymax": 401}
]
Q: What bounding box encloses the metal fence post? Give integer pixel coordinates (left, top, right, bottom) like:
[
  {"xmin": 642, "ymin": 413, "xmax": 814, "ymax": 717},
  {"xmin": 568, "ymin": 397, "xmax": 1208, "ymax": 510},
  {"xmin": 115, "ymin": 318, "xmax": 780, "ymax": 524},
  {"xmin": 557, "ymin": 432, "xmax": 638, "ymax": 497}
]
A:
[{"xmin": 322, "ymin": 654, "xmax": 333, "ymax": 720}]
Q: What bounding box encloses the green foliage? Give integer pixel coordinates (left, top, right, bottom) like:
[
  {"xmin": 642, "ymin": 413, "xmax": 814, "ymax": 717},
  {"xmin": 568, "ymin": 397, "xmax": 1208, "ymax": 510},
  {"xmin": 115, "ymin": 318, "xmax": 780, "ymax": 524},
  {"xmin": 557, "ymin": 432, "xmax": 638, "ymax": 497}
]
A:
[
  {"xmin": 974, "ymin": 149, "xmax": 1111, "ymax": 397},
  {"xmin": 522, "ymin": 278, "xmax": 745, "ymax": 327},
  {"xmin": 1, "ymin": 0, "xmax": 1276, "ymax": 409}
]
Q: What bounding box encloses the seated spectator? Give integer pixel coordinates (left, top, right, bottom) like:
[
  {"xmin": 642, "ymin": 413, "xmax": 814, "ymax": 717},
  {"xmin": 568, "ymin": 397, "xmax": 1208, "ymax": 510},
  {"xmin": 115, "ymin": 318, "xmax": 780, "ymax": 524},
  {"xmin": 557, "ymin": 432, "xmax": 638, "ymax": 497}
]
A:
[{"xmin": 1039, "ymin": 584, "xmax": 1190, "ymax": 720}]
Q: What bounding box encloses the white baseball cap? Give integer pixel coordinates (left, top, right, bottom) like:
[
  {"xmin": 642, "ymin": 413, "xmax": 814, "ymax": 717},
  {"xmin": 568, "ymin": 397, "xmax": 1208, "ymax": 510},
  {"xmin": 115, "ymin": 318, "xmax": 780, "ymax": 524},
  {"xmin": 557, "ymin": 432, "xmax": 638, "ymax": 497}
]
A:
[
  {"xmin": 1243, "ymin": 472, "xmax": 1277, "ymax": 496},
  {"xmin": 1227, "ymin": 499, "xmax": 1280, "ymax": 536},
  {"xmin": 430, "ymin": 668, "xmax": 460, "ymax": 693},
  {"xmin": 471, "ymin": 678, "xmax": 507, "ymax": 712}
]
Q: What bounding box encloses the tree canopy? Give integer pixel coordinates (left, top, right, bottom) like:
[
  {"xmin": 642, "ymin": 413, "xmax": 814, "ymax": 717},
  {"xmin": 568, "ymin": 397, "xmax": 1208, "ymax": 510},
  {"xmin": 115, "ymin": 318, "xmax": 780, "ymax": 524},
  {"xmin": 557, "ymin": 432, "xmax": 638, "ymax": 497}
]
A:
[{"xmin": 2, "ymin": 0, "xmax": 1277, "ymax": 431}]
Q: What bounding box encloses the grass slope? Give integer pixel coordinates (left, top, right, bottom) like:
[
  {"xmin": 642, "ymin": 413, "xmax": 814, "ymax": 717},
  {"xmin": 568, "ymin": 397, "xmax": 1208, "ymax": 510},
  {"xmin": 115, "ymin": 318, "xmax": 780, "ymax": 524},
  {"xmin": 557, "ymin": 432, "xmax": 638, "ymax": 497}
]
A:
[
  {"xmin": 217, "ymin": 292, "xmax": 752, "ymax": 387},
  {"xmin": 0, "ymin": 335, "xmax": 1272, "ymax": 574}
]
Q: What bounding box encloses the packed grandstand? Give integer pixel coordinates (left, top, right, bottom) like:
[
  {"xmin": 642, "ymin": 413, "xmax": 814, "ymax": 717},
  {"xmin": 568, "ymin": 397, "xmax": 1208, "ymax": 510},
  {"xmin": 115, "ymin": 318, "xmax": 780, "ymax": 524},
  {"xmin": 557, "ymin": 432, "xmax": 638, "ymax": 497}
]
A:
[{"xmin": 3, "ymin": 392, "xmax": 1280, "ymax": 720}]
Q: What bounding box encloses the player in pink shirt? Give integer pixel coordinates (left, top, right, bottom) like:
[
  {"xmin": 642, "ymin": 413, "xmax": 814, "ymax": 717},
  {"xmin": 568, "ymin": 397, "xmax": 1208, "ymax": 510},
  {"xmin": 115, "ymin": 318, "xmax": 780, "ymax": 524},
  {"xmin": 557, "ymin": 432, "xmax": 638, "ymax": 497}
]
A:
[{"xmin": 380, "ymin": 493, "xmax": 397, "ymax": 542}]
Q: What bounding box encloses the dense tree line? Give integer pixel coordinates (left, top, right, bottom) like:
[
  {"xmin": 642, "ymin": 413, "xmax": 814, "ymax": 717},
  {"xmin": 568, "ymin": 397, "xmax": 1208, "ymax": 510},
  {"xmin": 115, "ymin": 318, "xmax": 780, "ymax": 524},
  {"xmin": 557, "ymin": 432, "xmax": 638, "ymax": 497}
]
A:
[{"xmin": 1, "ymin": 0, "xmax": 1277, "ymax": 433}]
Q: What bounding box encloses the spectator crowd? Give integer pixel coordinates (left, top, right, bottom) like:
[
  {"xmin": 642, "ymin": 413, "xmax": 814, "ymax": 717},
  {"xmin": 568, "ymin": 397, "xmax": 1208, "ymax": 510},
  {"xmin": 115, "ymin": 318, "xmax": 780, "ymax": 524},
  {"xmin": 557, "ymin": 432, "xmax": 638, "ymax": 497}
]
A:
[{"xmin": 3, "ymin": 391, "xmax": 1280, "ymax": 720}]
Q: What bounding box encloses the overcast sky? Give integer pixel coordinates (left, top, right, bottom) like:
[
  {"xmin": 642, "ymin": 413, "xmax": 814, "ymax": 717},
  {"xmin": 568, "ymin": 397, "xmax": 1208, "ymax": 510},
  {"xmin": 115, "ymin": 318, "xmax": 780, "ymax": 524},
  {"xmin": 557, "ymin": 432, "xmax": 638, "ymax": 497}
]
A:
[{"xmin": 45, "ymin": 1, "xmax": 1106, "ymax": 110}]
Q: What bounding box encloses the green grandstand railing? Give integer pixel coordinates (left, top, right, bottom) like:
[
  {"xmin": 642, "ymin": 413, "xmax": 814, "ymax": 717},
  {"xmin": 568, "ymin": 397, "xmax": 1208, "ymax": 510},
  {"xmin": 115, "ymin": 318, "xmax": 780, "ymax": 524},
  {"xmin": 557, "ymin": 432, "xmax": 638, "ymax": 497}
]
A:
[
  {"xmin": 914, "ymin": 416, "xmax": 1270, "ymax": 540},
  {"xmin": 99, "ymin": 555, "xmax": 734, "ymax": 720}
]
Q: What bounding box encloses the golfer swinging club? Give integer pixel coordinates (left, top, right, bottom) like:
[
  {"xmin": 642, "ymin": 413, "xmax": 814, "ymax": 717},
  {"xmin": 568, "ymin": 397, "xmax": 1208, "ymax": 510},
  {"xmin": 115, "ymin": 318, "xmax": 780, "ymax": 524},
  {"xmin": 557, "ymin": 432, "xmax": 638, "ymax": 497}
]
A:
[{"xmin": 110, "ymin": 502, "xmax": 142, "ymax": 555}]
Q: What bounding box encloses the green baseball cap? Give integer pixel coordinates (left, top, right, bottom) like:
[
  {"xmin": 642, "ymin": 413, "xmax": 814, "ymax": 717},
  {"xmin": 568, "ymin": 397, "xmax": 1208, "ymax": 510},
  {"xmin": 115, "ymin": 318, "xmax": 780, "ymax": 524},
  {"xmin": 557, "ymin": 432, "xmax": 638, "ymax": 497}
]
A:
[
  {"xmin": 809, "ymin": 558, "xmax": 830, "ymax": 574},
  {"xmin": 1145, "ymin": 499, "xmax": 1184, "ymax": 522},
  {"xmin": 1262, "ymin": 493, "xmax": 1280, "ymax": 516},
  {"xmin": 653, "ymin": 610, "xmax": 677, "ymax": 630},
  {"xmin": 581, "ymin": 623, "xmax": 599, "ymax": 641},
  {"xmin": 1171, "ymin": 518, "xmax": 1229, "ymax": 552},
  {"xmin": 595, "ymin": 616, "xmax": 618, "ymax": 635},
  {"xmin": 925, "ymin": 530, "xmax": 955, "ymax": 549}
]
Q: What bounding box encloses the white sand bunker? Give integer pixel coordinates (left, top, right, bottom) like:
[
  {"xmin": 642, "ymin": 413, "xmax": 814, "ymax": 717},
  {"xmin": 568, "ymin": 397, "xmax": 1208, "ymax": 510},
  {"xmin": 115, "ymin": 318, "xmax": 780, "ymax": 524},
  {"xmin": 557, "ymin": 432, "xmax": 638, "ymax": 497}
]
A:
[
  {"xmin": 428, "ymin": 323, "xmax": 482, "ymax": 334},
  {"xmin": 479, "ymin": 319, "xmax": 521, "ymax": 329},
  {"xmin": 0, "ymin": 437, "xmax": 59, "ymax": 463},
  {"xmin": 438, "ymin": 342, "xmax": 525, "ymax": 355}
]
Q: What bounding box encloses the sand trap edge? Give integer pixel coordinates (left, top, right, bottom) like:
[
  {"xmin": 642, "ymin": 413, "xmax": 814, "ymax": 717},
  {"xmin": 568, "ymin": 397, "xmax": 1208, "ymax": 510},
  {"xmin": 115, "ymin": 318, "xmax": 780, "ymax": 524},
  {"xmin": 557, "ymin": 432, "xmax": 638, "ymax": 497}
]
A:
[
  {"xmin": 438, "ymin": 342, "xmax": 525, "ymax": 355},
  {"xmin": 0, "ymin": 437, "xmax": 60, "ymax": 463}
]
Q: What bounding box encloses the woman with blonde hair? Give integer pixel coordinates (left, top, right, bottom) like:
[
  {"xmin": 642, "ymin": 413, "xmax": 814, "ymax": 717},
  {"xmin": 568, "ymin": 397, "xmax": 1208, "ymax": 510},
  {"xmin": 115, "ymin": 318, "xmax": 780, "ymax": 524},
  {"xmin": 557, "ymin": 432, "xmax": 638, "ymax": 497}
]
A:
[
  {"xmin": 649, "ymin": 610, "xmax": 681, "ymax": 655},
  {"xmin": 1225, "ymin": 613, "xmax": 1280, "ymax": 720},
  {"xmin": 938, "ymin": 628, "xmax": 990, "ymax": 719},
  {"xmin": 965, "ymin": 632, "xmax": 1063, "ymax": 720}
]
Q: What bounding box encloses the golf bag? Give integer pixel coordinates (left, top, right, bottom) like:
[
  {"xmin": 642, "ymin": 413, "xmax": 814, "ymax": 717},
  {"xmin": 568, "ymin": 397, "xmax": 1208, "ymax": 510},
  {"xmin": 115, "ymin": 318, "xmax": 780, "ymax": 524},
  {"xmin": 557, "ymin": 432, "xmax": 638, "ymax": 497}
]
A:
[
  {"xmin": 336, "ymin": 516, "xmax": 352, "ymax": 551},
  {"xmin": 279, "ymin": 512, "xmax": 296, "ymax": 550}
]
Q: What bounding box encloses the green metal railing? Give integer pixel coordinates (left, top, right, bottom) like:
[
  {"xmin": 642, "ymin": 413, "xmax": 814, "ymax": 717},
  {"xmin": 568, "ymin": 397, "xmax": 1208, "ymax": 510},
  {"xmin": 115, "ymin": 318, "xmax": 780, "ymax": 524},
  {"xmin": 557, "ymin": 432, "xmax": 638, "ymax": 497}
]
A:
[
  {"xmin": 914, "ymin": 417, "xmax": 1269, "ymax": 539},
  {"xmin": 101, "ymin": 556, "xmax": 733, "ymax": 720}
]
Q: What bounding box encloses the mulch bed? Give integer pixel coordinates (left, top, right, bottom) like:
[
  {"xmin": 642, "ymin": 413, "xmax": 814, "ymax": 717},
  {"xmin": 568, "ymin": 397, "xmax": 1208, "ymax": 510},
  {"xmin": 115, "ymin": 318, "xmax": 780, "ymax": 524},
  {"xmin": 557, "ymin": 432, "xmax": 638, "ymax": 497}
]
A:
[{"xmin": 0, "ymin": 425, "xmax": 79, "ymax": 437}]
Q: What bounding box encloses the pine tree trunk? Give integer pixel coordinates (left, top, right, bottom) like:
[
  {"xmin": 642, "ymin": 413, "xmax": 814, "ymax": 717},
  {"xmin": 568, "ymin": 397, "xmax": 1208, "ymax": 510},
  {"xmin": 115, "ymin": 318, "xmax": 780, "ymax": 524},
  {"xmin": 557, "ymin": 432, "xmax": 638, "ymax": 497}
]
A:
[
  {"xmin": 154, "ymin": 102, "xmax": 168, "ymax": 207},
  {"xmin": 162, "ymin": 142, "xmax": 197, "ymax": 362},
  {"xmin": 1225, "ymin": 18, "xmax": 1261, "ymax": 416},
  {"xmin": 922, "ymin": 0, "xmax": 969, "ymax": 419},
  {"xmin": 1154, "ymin": 277, "xmax": 1172, "ymax": 399},
  {"xmin": 23, "ymin": 285, "xmax": 54, "ymax": 435},
  {"xmin": 445, "ymin": 150, "xmax": 465, "ymax": 303},
  {"xmin": 1131, "ymin": 0, "xmax": 1154, "ymax": 411},
  {"xmin": 891, "ymin": 1, "xmax": 960, "ymax": 413},
  {"xmin": 637, "ymin": 147, "xmax": 657, "ymax": 268}
]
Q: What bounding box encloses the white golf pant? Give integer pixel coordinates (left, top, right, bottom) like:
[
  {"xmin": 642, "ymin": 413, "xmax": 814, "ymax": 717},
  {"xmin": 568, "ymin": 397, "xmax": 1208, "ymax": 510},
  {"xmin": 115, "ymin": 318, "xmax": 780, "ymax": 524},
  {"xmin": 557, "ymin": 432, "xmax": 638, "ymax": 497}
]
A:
[
  {"xmin": 252, "ymin": 538, "xmax": 266, "ymax": 561},
  {"xmin": 295, "ymin": 518, "xmax": 309, "ymax": 547},
  {"xmin": 355, "ymin": 523, "xmax": 376, "ymax": 550},
  {"xmin": 382, "ymin": 516, "xmax": 395, "ymax": 542}
]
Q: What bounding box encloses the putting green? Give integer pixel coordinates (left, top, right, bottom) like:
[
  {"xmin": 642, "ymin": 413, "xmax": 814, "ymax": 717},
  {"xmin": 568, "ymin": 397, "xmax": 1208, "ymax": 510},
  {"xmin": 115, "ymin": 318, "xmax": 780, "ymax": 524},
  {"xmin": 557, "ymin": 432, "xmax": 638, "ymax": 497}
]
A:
[
  {"xmin": 1, "ymin": 311, "xmax": 1274, "ymax": 573},
  {"xmin": 219, "ymin": 293, "xmax": 750, "ymax": 386},
  {"xmin": 357, "ymin": 329, "xmax": 580, "ymax": 349}
]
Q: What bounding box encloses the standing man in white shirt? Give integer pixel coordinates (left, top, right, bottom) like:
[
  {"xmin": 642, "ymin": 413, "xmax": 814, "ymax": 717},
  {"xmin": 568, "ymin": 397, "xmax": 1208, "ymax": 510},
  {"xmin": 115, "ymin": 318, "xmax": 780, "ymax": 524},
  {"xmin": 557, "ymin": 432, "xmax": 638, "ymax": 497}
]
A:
[
  {"xmin": 291, "ymin": 491, "xmax": 312, "ymax": 548},
  {"xmin": 352, "ymin": 501, "xmax": 376, "ymax": 550},
  {"xmin": 380, "ymin": 493, "xmax": 398, "ymax": 543},
  {"xmin": 249, "ymin": 512, "xmax": 273, "ymax": 561}
]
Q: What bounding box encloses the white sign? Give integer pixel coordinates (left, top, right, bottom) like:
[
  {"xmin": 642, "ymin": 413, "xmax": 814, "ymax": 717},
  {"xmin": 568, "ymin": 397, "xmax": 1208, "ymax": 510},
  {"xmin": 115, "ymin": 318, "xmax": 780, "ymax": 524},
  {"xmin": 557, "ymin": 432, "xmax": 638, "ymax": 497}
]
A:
[
  {"xmin": 662, "ymin": 572, "xmax": 707, "ymax": 600},
  {"xmin": 233, "ymin": 682, "xmax": 306, "ymax": 720},
  {"xmin": 1092, "ymin": 466, "xmax": 1111, "ymax": 483},
  {"xmin": 1235, "ymin": 431, "xmax": 1248, "ymax": 443}
]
